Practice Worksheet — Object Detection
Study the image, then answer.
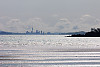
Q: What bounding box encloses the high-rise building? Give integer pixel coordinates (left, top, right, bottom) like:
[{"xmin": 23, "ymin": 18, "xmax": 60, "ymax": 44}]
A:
[
  {"xmin": 41, "ymin": 31, "xmax": 42, "ymax": 34},
  {"xmin": 26, "ymin": 31, "xmax": 29, "ymax": 34},
  {"xmin": 36, "ymin": 30, "xmax": 38, "ymax": 34}
]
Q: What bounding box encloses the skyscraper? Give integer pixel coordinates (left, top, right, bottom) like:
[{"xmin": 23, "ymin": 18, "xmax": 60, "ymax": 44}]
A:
[{"xmin": 41, "ymin": 31, "xmax": 42, "ymax": 34}]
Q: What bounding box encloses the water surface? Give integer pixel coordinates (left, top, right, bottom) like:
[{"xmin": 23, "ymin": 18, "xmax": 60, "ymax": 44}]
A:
[{"xmin": 0, "ymin": 35, "xmax": 100, "ymax": 67}]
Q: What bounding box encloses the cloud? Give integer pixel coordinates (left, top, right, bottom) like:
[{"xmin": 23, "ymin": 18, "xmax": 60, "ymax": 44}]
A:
[
  {"xmin": 80, "ymin": 14, "xmax": 99, "ymax": 25},
  {"xmin": 4, "ymin": 18, "xmax": 26, "ymax": 32},
  {"xmin": 74, "ymin": 14, "xmax": 100, "ymax": 31},
  {"xmin": 53, "ymin": 14, "xmax": 100, "ymax": 32},
  {"xmin": 0, "ymin": 16, "xmax": 51, "ymax": 33},
  {"xmin": 25, "ymin": 18, "xmax": 49, "ymax": 32},
  {"xmin": 73, "ymin": 26, "xmax": 79, "ymax": 30},
  {"xmin": 60, "ymin": 18, "xmax": 70, "ymax": 23},
  {"xmin": 0, "ymin": 16, "xmax": 26, "ymax": 32},
  {"xmin": 0, "ymin": 14, "xmax": 100, "ymax": 33},
  {"xmin": 52, "ymin": 14, "xmax": 60, "ymax": 18},
  {"xmin": 54, "ymin": 18, "xmax": 72, "ymax": 32},
  {"xmin": 0, "ymin": 16, "xmax": 11, "ymax": 19}
]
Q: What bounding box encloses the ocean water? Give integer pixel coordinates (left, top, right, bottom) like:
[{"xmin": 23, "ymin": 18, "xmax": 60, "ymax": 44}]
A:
[{"xmin": 0, "ymin": 35, "xmax": 100, "ymax": 67}]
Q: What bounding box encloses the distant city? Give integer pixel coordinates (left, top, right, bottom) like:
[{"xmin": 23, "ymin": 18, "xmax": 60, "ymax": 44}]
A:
[
  {"xmin": 25, "ymin": 28, "xmax": 86, "ymax": 35},
  {"xmin": 25, "ymin": 28, "xmax": 58, "ymax": 35},
  {"xmin": 0, "ymin": 27, "xmax": 86, "ymax": 35}
]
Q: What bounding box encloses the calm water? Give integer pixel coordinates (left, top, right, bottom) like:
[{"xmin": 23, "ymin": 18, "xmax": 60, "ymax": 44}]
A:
[{"xmin": 0, "ymin": 35, "xmax": 100, "ymax": 67}]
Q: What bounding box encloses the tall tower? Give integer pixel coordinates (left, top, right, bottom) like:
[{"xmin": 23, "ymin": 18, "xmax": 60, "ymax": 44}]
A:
[
  {"xmin": 31, "ymin": 27, "xmax": 33, "ymax": 33},
  {"xmin": 32, "ymin": 27, "xmax": 33, "ymax": 32}
]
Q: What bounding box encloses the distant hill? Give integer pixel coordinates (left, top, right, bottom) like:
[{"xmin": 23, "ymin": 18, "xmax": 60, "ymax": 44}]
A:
[
  {"xmin": 0, "ymin": 30, "xmax": 6, "ymax": 32},
  {"xmin": 0, "ymin": 30, "xmax": 13, "ymax": 35},
  {"xmin": 59, "ymin": 31, "xmax": 86, "ymax": 35}
]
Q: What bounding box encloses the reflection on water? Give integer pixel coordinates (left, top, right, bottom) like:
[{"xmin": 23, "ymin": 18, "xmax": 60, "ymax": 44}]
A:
[{"xmin": 0, "ymin": 35, "xmax": 100, "ymax": 67}]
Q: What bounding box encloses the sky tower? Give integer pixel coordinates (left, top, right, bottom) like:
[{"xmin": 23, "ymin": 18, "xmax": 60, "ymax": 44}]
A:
[{"xmin": 31, "ymin": 27, "xmax": 33, "ymax": 33}]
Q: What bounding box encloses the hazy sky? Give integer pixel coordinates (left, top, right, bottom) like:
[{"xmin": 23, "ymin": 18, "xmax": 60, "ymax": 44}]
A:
[{"xmin": 0, "ymin": 0, "xmax": 100, "ymax": 33}]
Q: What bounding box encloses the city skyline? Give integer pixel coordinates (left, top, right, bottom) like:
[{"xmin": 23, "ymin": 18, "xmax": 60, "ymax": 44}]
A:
[
  {"xmin": 26, "ymin": 27, "xmax": 45, "ymax": 34},
  {"xmin": 0, "ymin": 0, "xmax": 100, "ymax": 33},
  {"xmin": 0, "ymin": 27, "xmax": 86, "ymax": 35}
]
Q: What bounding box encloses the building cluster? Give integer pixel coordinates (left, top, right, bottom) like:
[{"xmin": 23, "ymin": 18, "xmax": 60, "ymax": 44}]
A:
[
  {"xmin": 26, "ymin": 28, "xmax": 60, "ymax": 35},
  {"xmin": 26, "ymin": 28, "xmax": 45, "ymax": 35}
]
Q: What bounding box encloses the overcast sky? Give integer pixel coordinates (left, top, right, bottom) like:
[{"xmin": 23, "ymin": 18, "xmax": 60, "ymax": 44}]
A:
[{"xmin": 0, "ymin": 0, "xmax": 100, "ymax": 33}]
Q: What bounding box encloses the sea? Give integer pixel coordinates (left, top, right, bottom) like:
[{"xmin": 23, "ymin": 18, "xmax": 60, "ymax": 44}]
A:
[{"xmin": 0, "ymin": 35, "xmax": 100, "ymax": 67}]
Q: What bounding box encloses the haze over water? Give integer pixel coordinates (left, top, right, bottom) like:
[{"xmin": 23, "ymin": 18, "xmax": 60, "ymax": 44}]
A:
[{"xmin": 0, "ymin": 35, "xmax": 100, "ymax": 67}]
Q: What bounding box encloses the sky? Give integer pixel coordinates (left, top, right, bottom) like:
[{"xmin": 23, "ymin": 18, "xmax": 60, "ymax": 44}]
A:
[{"xmin": 0, "ymin": 0, "xmax": 100, "ymax": 33}]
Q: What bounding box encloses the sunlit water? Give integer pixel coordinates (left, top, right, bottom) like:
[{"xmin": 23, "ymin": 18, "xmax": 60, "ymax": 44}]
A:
[{"xmin": 0, "ymin": 35, "xmax": 100, "ymax": 67}]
